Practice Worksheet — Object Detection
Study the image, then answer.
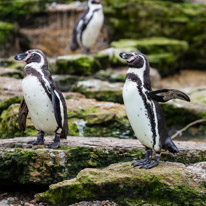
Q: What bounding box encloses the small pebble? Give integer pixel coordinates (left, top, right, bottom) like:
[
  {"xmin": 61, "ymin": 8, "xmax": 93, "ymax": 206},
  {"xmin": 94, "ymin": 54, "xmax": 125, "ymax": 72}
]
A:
[{"xmin": 30, "ymin": 200, "xmax": 37, "ymax": 204}]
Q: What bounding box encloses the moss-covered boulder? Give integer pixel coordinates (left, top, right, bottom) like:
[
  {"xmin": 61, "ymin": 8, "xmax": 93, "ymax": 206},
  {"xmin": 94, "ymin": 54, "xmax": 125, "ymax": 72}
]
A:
[
  {"xmin": 111, "ymin": 38, "xmax": 188, "ymax": 55},
  {"xmin": 52, "ymin": 74, "xmax": 80, "ymax": 92},
  {"xmin": 52, "ymin": 53, "xmax": 109, "ymax": 75},
  {"xmin": 94, "ymin": 67, "xmax": 161, "ymax": 88},
  {"xmin": 0, "ymin": 104, "xmax": 35, "ymax": 139},
  {"xmin": 0, "ymin": 96, "xmax": 22, "ymax": 115},
  {"xmin": 98, "ymin": 47, "xmax": 138, "ymax": 67},
  {"xmin": 0, "ymin": 67, "xmax": 23, "ymax": 79},
  {"xmin": 0, "ymin": 21, "xmax": 14, "ymax": 44},
  {"xmin": 67, "ymin": 98, "xmax": 132, "ymax": 138},
  {"xmin": 36, "ymin": 161, "xmax": 206, "ymax": 205},
  {"xmin": 111, "ymin": 38, "xmax": 189, "ymax": 76},
  {"xmin": 71, "ymin": 79, "xmax": 124, "ymax": 103},
  {"xmin": 1, "ymin": 137, "xmax": 206, "ymax": 187},
  {"xmin": 0, "ymin": 91, "xmax": 205, "ymax": 139},
  {"xmin": 103, "ymin": 0, "xmax": 206, "ymax": 68},
  {"xmin": 0, "ymin": 98, "xmax": 133, "ymax": 139}
]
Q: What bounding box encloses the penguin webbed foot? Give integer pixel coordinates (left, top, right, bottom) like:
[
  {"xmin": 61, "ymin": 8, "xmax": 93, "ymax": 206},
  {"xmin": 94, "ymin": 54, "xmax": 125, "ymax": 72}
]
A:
[
  {"xmin": 47, "ymin": 134, "xmax": 60, "ymax": 149},
  {"xmin": 132, "ymin": 158, "xmax": 151, "ymax": 167},
  {"xmin": 132, "ymin": 149, "xmax": 152, "ymax": 167},
  {"xmin": 140, "ymin": 153, "xmax": 161, "ymax": 169},
  {"xmin": 27, "ymin": 131, "xmax": 44, "ymax": 145}
]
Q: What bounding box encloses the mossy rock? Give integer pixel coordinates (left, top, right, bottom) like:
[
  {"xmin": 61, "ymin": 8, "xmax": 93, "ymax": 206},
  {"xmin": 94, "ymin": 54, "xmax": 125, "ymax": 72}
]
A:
[
  {"xmin": 98, "ymin": 47, "xmax": 138, "ymax": 67},
  {"xmin": 53, "ymin": 53, "xmax": 109, "ymax": 75},
  {"xmin": 0, "ymin": 104, "xmax": 36, "ymax": 139},
  {"xmin": 1, "ymin": 137, "xmax": 206, "ymax": 187},
  {"xmin": 94, "ymin": 70, "xmax": 126, "ymax": 83},
  {"xmin": 67, "ymin": 98, "xmax": 133, "ymax": 138},
  {"xmin": 36, "ymin": 161, "xmax": 206, "ymax": 205},
  {"xmin": 0, "ymin": 21, "xmax": 15, "ymax": 44},
  {"xmin": 71, "ymin": 79, "xmax": 124, "ymax": 103},
  {"xmin": 0, "ymin": 96, "xmax": 22, "ymax": 115},
  {"xmin": 103, "ymin": 0, "xmax": 206, "ymax": 68},
  {"xmin": 0, "ymin": 1, "xmax": 47, "ymax": 22},
  {"xmin": 111, "ymin": 38, "xmax": 188, "ymax": 55},
  {"xmin": 0, "ymin": 98, "xmax": 133, "ymax": 139},
  {"xmin": 52, "ymin": 74, "xmax": 80, "ymax": 92},
  {"xmin": 111, "ymin": 38, "xmax": 189, "ymax": 76},
  {"xmin": 0, "ymin": 94, "xmax": 206, "ymax": 139},
  {"xmin": 0, "ymin": 146, "xmax": 139, "ymax": 186}
]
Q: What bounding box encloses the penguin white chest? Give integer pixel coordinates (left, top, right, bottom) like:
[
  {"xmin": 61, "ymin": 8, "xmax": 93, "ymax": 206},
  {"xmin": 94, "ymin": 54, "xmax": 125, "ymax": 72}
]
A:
[
  {"xmin": 82, "ymin": 9, "xmax": 104, "ymax": 48},
  {"xmin": 123, "ymin": 80, "xmax": 158, "ymax": 149},
  {"xmin": 22, "ymin": 75, "xmax": 58, "ymax": 133}
]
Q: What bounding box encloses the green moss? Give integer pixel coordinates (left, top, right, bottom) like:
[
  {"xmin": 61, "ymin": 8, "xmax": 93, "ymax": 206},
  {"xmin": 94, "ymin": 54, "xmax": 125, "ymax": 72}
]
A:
[
  {"xmin": 0, "ymin": 21, "xmax": 14, "ymax": 44},
  {"xmin": 0, "ymin": 0, "xmax": 47, "ymax": 22},
  {"xmin": 0, "ymin": 147, "xmax": 140, "ymax": 186},
  {"xmin": 111, "ymin": 37, "xmax": 189, "ymax": 76},
  {"xmin": 95, "ymin": 70, "xmax": 126, "ymax": 83},
  {"xmin": 36, "ymin": 162, "xmax": 206, "ymax": 205},
  {"xmin": 54, "ymin": 54, "xmax": 109, "ymax": 76},
  {"xmin": 0, "ymin": 96, "xmax": 22, "ymax": 115},
  {"xmin": 104, "ymin": 0, "xmax": 206, "ymax": 68}
]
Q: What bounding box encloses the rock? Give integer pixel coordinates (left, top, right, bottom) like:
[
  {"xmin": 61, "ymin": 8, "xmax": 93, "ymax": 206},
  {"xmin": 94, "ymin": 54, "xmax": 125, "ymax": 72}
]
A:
[
  {"xmin": 0, "ymin": 22, "xmax": 17, "ymax": 58},
  {"xmin": 67, "ymin": 98, "xmax": 132, "ymax": 137},
  {"xmin": 1, "ymin": 137, "xmax": 206, "ymax": 186},
  {"xmin": 0, "ymin": 77, "xmax": 22, "ymax": 99},
  {"xmin": 98, "ymin": 47, "xmax": 138, "ymax": 67},
  {"xmin": 0, "ymin": 96, "xmax": 22, "ymax": 115},
  {"xmin": 52, "ymin": 74, "xmax": 80, "ymax": 92},
  {"xmin": 0, "ymin": 98, "xmax": 132, "ymax": 139},
  {"xmin": 104, "ymin": 0, "xmax": 206, "ymax": 68},
  {"xmin": 36, "ymin": 161, "xmax": 206, "ymax": 205},
  {"xmin": 0, "ymin": 94, "xmax": 205, "ymax": 139},
  {"xmin": 94, "ymin": 67, "xmax": 161, "ymax": 88},
  {"xmin": 0, "ymin": 199, "xmax": 9, "ymax": 206},
  {"xmin": 69, "ymin": 200, "xmax": 118, "ymax": 206},
  {"xmin": 111, "ymin": 38, "xmax": 189, "ymax": 76},
  {"xmin": 0, "ymin": 67, "xmax": 23, "ymax": 79},
  {"xmin": 52, "ymin": 53, "xmax": 109, "ymax": 75},
  {"xmin": 71, "ymin": 79, "xmax": 124, "ymax": 103}
]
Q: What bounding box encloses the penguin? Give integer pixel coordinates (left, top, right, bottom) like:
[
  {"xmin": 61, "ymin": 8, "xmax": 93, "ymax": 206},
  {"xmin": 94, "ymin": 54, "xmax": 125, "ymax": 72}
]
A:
[
  {"xmin": 119, "ymin": 52, "xmax": 190, "ymax": 169},
  {"xmin": 70, "ymin": 0, "xmax": 104, "ymax": 53},
  {"xmin": 14, "ymin": 49, "xmax": 68, "ymax": 149}
]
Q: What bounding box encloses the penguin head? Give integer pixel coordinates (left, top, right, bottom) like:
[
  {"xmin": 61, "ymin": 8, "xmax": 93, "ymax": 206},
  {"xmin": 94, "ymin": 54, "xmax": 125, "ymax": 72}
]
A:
[
  {"xmin": 88, "ymin": 0, "xmax": 101, "ymax": 7},
  {"xmin": 14, "ymin": 49, "xmax": 47, "ymax": 65},
  {"xmin": 119, "ymin": 52, "xmax": 146, "ymax": 69}
]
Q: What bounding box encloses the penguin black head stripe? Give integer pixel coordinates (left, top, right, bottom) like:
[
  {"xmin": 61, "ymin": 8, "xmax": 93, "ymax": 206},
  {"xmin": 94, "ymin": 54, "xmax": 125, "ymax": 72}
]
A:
[
  {"xmin": 14, "ymin": 49, "xmax": 47, "ymax": 66},
  {"xmin": 119, "ymin": 52, "xmax": 146, "ymax": 69},
  {"xmin": 120, "ymin": 52, "xmax": 190, "ymax": 169}
]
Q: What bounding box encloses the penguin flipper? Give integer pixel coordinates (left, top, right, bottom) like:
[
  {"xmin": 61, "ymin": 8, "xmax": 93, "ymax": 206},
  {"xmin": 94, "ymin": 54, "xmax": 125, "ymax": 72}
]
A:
[
  {"xmin": 50, "ymin": 87, "xmax": 62, "ymax": 129},
  {"xmin": 18, "ymin": 98, "xmax": 29, "ymax": 131},
  {"xmin": 148, "ymin": 89, "xmax": 190, "ymax": 102}
]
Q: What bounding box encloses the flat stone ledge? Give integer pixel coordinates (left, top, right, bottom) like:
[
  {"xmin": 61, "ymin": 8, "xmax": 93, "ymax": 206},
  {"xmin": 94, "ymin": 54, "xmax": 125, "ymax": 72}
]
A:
[{"xmin": 0, "ymin": 136, "xmax": 206, "ymax": 151}]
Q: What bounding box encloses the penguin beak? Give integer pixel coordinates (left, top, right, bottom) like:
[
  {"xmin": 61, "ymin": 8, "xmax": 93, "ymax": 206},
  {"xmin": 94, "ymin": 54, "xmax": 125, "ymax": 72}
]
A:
[
  {"xmin": 14, "ymin": 53, "xmax": 28, "ymax": 61},
  {"xmin": 119, "ymin": 52, "xmax": 133, "ymax": 60}
]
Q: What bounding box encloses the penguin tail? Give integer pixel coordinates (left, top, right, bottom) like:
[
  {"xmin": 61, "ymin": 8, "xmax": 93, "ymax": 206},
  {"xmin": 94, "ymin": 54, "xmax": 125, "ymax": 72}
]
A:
[{"xmin": 163, "ymin": 137, "xmax": 179, "ymax": 154}]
